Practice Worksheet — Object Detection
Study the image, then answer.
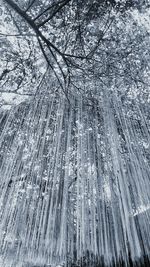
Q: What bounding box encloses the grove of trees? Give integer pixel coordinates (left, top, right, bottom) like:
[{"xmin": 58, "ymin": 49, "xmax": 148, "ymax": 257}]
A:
[{"xmin": 0, "ymin": 1, "xmax": 150, "ymax": 267}]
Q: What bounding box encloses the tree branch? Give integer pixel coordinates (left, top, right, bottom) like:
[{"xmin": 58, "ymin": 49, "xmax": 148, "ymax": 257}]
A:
[
  {"xmin": 4, "ymin": 0, "xmax": 63, "ymax": 57},
  {"xmin": 33, "ymin": 0, "xmax": 65, "ymax": 21},
  {"xmin": 37, "ymin": 0, "xmax": 71, "ymax": 28},
  {"xmin": 25, "ymin": 0, "xmax": 36, "ymax": 13}
]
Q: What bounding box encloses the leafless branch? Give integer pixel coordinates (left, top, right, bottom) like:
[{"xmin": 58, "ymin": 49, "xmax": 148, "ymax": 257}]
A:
[
  {"xmin": 33, "ymin": 0, "xmax": 65, "ymax": 21},
  {"xmin": 25, "ymin": 0, "xmax": 36, "ymax": 13},
  {"xmin": 37, "ymin": 0, "xmax": 71, "ymax": 28}
]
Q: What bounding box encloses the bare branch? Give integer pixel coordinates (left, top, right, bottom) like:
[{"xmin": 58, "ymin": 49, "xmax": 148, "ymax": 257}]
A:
[
  {"xmin": 4, "ymin": 0, "xmax": 63, "ymax": 57},
  {"xmin": 37, "ymin": 0, "xmax": 71, "ymax": 28},
  {"xmin": 33, "ymin": 0, "xmax": 65, "ymax": 21},
  {"xmin": 0, "ymin": 89, "xmax": 33, "ymax": 96},
  {"xmin": 0, "ymin": 32, "xmax": 36, "ymax": 37},
  {"xmin": 25, "ymin": 0, "xmax": 36, "ymax": 13}
]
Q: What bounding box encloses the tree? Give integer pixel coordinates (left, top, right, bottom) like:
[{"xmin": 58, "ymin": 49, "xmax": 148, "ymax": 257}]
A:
[{"xmin": 0, "ymin": 1, "xmax": 150, "ymax": 267}]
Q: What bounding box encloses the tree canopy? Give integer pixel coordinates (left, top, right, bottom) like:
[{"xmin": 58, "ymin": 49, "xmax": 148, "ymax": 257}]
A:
[{"xmin": 0, "ymin": 0, "xmax": 149, "ymax": 102}]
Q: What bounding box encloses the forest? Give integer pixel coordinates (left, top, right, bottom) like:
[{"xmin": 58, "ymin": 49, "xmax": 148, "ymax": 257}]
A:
[{"xmin": 0, "ymin": 0, "xmax": 150, "ymax": 267}]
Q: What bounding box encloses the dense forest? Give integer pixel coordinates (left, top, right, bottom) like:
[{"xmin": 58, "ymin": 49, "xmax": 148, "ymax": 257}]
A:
[{"xmin": 0, "ymin": 1, "xmax": 150, "ymax": 267}]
